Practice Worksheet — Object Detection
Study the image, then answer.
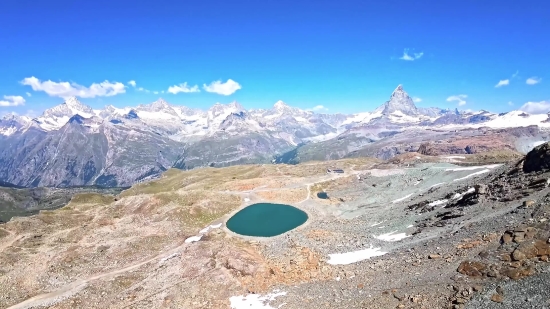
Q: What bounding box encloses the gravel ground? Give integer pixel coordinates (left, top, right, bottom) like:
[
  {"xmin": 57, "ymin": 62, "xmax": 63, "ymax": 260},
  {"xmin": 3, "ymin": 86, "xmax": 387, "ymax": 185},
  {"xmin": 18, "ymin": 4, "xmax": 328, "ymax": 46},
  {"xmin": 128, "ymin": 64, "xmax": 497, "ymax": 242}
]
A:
[{"xmin": 249, "ymin": 158, "xmax": 550, "ymax": 308}]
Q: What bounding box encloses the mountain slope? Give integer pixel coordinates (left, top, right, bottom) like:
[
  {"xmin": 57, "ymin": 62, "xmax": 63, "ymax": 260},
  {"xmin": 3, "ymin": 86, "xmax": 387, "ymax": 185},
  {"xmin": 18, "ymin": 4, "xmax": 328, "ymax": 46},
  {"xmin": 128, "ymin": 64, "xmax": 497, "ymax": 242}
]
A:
[{"xmin": 1, "ymin": 86, "xmax": 550, "ymax": 187}]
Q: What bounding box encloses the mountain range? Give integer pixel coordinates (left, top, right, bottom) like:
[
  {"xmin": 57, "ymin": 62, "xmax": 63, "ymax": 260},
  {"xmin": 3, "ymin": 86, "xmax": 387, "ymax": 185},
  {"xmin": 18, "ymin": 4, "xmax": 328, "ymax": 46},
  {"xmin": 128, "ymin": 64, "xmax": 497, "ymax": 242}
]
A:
[{"xmin": 1, "ymin": 85, "xmax": 549, "ymax": 187}]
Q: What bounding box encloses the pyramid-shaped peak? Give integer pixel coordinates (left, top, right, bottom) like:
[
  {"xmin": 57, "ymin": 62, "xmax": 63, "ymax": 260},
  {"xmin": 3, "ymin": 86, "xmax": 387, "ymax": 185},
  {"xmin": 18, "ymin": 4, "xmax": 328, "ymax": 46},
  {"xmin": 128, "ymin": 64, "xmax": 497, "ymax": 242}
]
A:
[
  {"xmin": 375, "ymin": 84, "xmax": 419, "ymax": 116},
  {"xmin": 390, "ymin": 84, "xmax": 408, "ymax": 98}
]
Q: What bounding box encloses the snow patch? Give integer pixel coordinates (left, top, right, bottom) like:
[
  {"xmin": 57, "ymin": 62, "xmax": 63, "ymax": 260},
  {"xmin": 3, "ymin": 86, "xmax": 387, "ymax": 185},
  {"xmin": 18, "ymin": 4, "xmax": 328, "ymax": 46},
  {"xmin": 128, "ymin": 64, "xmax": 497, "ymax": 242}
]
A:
[
  {"xmin": 375, "ymin": 231, "xmax": 410, "ymax": 242},
  {"xmin": 392, "ymin": 193, "xmax": 413, "ymax": 203},
  {"xmin": 453, "ymin": 169, "xmax": 491, "ymax": 181},
  {"xmin": 451, "ymin": 188, "xmax": 475, "ymax": 201},
  {"xmin": 445, "ymin": 164, "xmax": 501, "ymax": 172},
  {"xmin": 199, "ymin": 223, "xmax": 223, "ymax": 234},
  {"xmin": 230, "ymin": 291, "xmax": 287, "ymax": 309},
  {"xmin": 327, "ymin": 246, "xmax": 387, "ymax": 265},
  {"xmin": 0, "ymin": 126, "xmax": 17, "ymax": 136},
  {"xmin": 428, "ymin": 199, "xmax": 448, "ymax": 207},
  {"xmin": 184, "ymin": 235, "xmax": 202, "ymax": 243}
]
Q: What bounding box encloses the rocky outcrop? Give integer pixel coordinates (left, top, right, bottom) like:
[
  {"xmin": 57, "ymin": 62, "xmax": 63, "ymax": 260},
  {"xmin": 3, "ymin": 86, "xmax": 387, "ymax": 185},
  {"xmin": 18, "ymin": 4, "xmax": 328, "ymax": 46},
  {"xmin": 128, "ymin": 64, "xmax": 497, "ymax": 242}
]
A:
[{"xmin": 523, "ymin": 142, "xmax": 550, "ymax": 173}]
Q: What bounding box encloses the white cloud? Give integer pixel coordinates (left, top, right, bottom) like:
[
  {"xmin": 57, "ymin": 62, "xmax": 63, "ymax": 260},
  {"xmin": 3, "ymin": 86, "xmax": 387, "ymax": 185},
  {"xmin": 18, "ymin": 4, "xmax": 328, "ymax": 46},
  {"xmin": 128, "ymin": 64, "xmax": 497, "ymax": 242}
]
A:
[
  {"xmin": 128, "ymin": 80, "xmax": 137, "ymax": 87},
  {"xmin": 21, "ymin": 76, "xmax": 126, "ymax": 99},
  {"xmin": 412, "ymin": 97, "xmax": 422, "ymax": 103},
  {"xmin": 311, "ymin": 105, "xmax": 328, "ymax": 111},
  {"xmin": 526, "ymin": 77, "xmax": 541, "ymax": 85},
  {"xmin": 0, "ymin": 95, "xmax": 26, "ymax": 107},
  {"xmin": 167, "ymin": 82, "xmax": 200, "ymax": 94},
  {"xmin": 519, "ymin": 101, "xmax": 550, "ymax": 114},
  {"xmin": 447, "ymin": 94, "xmax": 467, "ymax": 106},
  {"xmin": 25, "ymin": 92, "xmax": 32, "ymax": 97},
  {"xmin": 153, "ymin": 91, "xmax": 159, "ymax": 95},
  {"xmin": 512, "ymin": 70, "xmax": 519, "ymax": 78},
  {"xmin": 137, "ymin": 87, "xmax": 150, "ymax": 93},
  {"xmin": 399, "ymin": 49, "xmax": 424, "ymax": 61},
  {"xmin": 203, "ymin": 79, "xmax": 241, "ymax": 95},
  {"xmin": 508, "ymin": 101, "xmax": 514, "ymax": 106},
  {"xmin": 495, "ymin": 79, "xmax": 509, "ymax": 88}
]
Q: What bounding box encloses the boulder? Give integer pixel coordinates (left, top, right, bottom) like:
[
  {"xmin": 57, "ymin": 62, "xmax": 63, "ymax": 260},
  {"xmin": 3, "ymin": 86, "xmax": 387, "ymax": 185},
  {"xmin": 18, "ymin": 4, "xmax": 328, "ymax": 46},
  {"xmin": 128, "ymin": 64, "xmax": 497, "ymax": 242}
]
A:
[
  {"xmin": 523, "ymin": 142, "xmax": 550, "ymax": 173},
  {"xmin": 457, "ymin": 261, "xmax": 486, "ymax": 278}
]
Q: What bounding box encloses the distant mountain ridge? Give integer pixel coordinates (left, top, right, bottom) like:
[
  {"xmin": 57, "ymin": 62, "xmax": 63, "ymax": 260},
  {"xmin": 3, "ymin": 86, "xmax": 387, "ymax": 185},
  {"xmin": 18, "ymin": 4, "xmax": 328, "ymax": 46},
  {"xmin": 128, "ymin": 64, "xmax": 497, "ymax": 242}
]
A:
[{"xmin": 1, "ymin": 85, "xmax": 549, "ymax": 187}]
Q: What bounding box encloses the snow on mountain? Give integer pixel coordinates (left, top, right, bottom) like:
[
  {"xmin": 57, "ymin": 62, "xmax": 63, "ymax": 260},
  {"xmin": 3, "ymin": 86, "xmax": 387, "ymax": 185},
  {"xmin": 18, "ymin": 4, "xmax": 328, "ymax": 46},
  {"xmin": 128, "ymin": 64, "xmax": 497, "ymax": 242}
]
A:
[
  {"xmin": 0, "ymin": 114, "xmax": 31, "ymax": 136},
  {"xmin": 5, "ymin": 84, "xmax": 550, "ymax": 145},
  {"xmin": 375, "ymin": 85, "xmax": 419, "ymax": 116},
  {"xmin": 206, "ymin": 102, "xmax": 245, "ymax": 132},
  {"xmin": 33, "ymin": 97, "xmax": 96, "ymax": 130},
  {"xmin": 472, "ymin": 111, "xmax": 550, "ymax": 129}
]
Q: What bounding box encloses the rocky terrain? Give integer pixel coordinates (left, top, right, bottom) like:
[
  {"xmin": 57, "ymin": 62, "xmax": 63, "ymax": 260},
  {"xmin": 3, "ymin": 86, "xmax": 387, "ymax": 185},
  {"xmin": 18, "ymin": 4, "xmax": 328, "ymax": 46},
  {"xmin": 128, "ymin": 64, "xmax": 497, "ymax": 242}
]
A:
[
  {"xmin": 1, "ymin": 143, "xmax": 550, "ymax": 308},
  {"xmin": 2, "ymin": 85, "xmax": 549, "ymax": 187}
]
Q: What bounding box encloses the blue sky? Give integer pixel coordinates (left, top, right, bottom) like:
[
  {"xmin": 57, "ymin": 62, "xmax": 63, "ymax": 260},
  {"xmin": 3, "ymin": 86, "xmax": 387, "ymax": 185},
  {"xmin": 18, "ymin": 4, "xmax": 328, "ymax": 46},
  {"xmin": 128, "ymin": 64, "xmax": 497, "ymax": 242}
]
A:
[{"xmin": 0, "ymin": 0, "xmax": 548, "ymax": 116}]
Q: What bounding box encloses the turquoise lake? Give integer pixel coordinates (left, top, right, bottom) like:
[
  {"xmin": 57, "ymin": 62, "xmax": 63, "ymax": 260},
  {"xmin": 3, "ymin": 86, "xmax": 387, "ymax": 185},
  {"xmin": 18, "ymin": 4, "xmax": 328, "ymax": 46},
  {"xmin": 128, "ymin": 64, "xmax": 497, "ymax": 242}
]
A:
[{"xmin": 226, "ymin": 203, "xmax": 308, "ymax": 237}]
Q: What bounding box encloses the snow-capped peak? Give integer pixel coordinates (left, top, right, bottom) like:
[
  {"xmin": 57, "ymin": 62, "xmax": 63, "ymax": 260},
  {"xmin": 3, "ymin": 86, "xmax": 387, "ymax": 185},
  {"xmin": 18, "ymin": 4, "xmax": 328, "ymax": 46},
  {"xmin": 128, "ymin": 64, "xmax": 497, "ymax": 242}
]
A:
[
  {"xmin": 64, "ymin": 96, "xmax": 83, "ymax": 107},
  {"xmin": 375, "ymin": 84, "xmax": 419, "ymax": 116},
  {"xmin": 274, "ymin": 100, "xmax": 289, "ymax": 110}
]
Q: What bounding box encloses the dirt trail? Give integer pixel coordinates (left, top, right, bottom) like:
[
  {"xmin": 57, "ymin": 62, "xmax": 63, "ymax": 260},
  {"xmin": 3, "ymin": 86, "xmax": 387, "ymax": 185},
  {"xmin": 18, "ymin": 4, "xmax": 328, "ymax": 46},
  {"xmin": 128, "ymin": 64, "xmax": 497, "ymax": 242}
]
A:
[
  {"xmin": 6, "ymin": 242, "xmax": 187, "ymax": 309},
  {"xmin": 297, "ymin": 184, "xmax": 311, "ymax": 204},
  {"xmin": 6, "ymin": 169, "xmax": 356, "ymax": 309},
  {"xmin": 0, "ymin": 228, "xmax": 24, "ymax": 253}
]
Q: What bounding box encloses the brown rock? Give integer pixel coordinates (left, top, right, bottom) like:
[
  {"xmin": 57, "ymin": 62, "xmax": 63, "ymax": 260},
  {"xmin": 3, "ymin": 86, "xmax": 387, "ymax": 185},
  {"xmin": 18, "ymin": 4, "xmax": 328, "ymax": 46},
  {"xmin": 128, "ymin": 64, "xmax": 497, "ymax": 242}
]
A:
[
  {"xmin": 502, "ymin": 266, "xmax": 535, "ymax": 280},
  {"xmin": 491, "ymin": 293, "xmax": 504, "ymax": 303},
  {"xmin": 512, "ymin": 249, "xmax": 526, "ymax": 261},
  {"xmin": 457, "ymin": 261, "xmax": 486, "ymax": 278},
  {"xmin": 502, "ymin": 232, "xmax": 513, "ymax": 244},
  {"xmin": 473, "ymin": 285, "xmax": 484, "ymax": 292},
  {"xmin": 428, "ymin": 254, "xmax": 441, "ymax": 259},
  {"xmin": 523, "ymin": 200, "xmax": 535, "ymax": 207},
  {"xmin": 534, "ymin": 240, "xmax": 550, "ymax": 256},
  {"xmin": 517, "ymin": 241, "xmax": 540, "ymax": 259},
  {"xmin": 540, "ymin": 255, "xmax": 549, "ymax": 262},
  {"xmin": 499, "ymin": 253, "xmax": 512, "ymax": 262}
]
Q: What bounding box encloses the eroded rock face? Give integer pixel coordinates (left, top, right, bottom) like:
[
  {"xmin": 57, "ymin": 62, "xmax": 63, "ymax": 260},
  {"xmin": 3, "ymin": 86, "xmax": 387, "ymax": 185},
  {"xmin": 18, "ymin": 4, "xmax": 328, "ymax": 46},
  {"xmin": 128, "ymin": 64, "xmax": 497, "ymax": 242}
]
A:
[{"xmin": 524, "ymin": 142, "xmax": 550, "ymax": 173}]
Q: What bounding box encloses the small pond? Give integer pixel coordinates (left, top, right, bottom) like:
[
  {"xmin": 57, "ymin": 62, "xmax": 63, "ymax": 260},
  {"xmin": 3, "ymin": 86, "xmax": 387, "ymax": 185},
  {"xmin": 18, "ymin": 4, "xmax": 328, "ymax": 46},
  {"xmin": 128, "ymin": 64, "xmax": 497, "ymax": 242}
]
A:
[
  {"xmin": 317, "ymin": 192, "xmax": 329, "ymax": 199},
  {"xmin": 226, "ymin": 203, "xmax": 308, "ymax": 237}
]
